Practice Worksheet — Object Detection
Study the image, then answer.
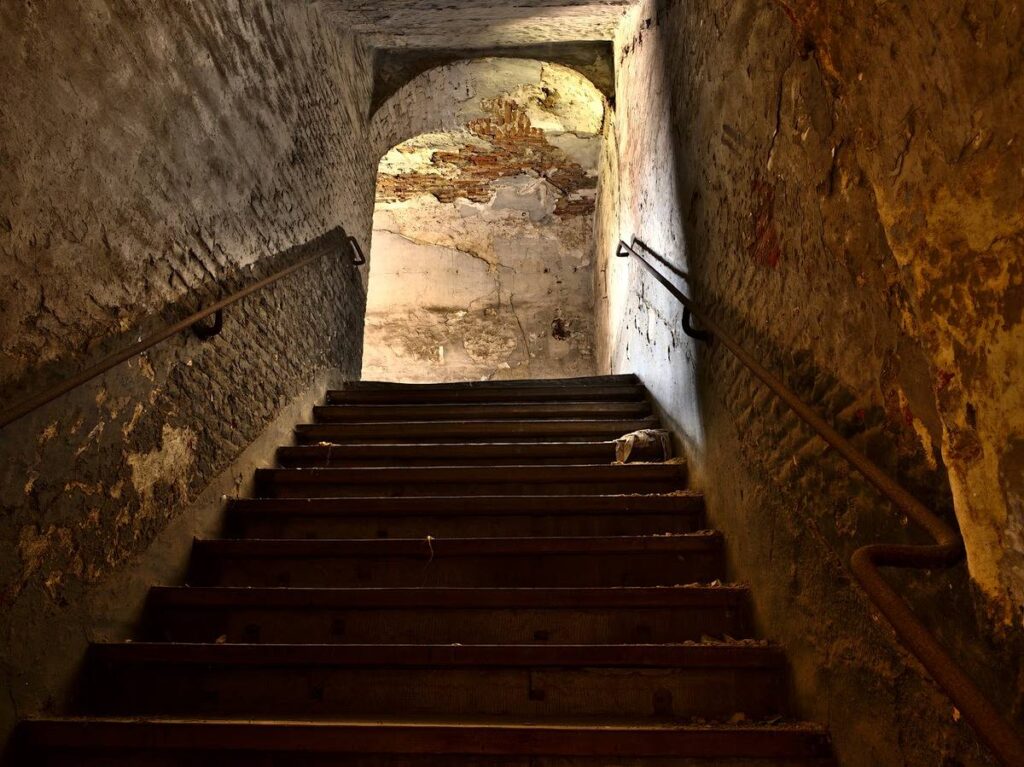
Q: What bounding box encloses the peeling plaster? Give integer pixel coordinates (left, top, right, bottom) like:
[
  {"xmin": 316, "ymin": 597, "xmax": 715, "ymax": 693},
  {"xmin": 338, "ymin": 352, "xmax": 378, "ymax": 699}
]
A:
[
  {"xmin": 365, "ymin": 59, "xmax": 603, "ymax": 382},
  {"xmin": 126, "ymin": 424, "xmax": 197, "ymax": 518}
]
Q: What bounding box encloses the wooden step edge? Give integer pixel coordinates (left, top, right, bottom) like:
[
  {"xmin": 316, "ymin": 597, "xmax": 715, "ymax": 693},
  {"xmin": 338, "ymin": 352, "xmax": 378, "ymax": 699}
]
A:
[
  {"xmin": 297, "ymin": 418, "xmax": 660, "ymax": 428},
  {"xmin": 225, "ymin": 493, "xmax": 706, "ymax": 516},
  {"xmin": 254, "ymin": 464, "xmax": 687, "ymax": 486},
  {"xmin": 279, "ymin": 440, "xmax": 634, "ymax": 450},
  {"xmin": 192, "ymin": 532, "xmax": 723, "ymax": 558},
  {"xmin": 19, "ymin": 718, "xmax": 833, "ymax": 757},
  {"xmin": 275, "ymin": 440, "xmax": 658, "ymax": 458},
  {"xmin": 314, "ymin": 401, "xmax": 652, "ymax": 413},
  {"xmin": 146, "ymin": 584, "xmax": 749, "ymax": 609},
  {"xmin": 338, "ymin": 374, "xmax": 641, "ymax": 391},
  {"xmin": 294, "ymin": 417, "xmax": 662, "ymax": 439},
  {"xmin": 310, "ymin": 407, "xmax": 653, "ymax": 425},
  {"xmin": 325, "ymin": 387, "xmax": 648, "ymax": 405},
  {"xmin": 88, "ymin": 641, "xmax": 784, "ymax": 668},
  {"xmin": 274, "ymin": 442, "xmax": 665, "ymax": 466}
]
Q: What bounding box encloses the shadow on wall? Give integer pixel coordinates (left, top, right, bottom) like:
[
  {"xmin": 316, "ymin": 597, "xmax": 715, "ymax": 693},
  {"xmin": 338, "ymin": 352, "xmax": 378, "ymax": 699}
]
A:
[
  {"xmin": 596, "ymin": 1, "xmax": 1024, "ymax": 766},
  {"xmin": 362, "ymin": 59, "xmax": 608, "ymax": 383},
  {"xmin": 592, "ymin": 15, "xmax": 706, "ymax": 468}
]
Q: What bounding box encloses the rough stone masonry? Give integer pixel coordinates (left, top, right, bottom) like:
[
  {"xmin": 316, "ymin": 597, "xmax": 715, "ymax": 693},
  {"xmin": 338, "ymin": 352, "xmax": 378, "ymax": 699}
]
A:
[
  {"xmin": 0, "ymin": 0, "xmax": 376, "ymax": 752},
  {"xmin": 594, "ymin": 1, "xmax": 1024, "ymax": 765}
]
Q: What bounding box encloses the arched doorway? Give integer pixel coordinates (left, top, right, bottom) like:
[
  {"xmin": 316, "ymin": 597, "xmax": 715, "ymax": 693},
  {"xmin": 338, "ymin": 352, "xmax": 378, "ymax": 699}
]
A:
[{"xmin": 363, "ymin": 58, "xmax": 608, "ymax": 382}]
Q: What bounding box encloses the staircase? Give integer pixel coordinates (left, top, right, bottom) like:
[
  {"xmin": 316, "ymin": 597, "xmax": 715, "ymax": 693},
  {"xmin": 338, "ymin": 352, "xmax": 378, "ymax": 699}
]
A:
[{"xmin": 19, "ymin": 374, "xmax": 833, "ymax": 766}]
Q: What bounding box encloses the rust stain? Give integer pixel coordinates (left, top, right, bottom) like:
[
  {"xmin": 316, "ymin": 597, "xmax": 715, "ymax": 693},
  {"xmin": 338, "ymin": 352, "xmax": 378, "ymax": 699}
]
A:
[
  {"xmin": 749, "ymin": 177, "xmax": 782, "ymax": 268},
  {"xmin": 771, "ymin": 0, "xmax": 842, "ymax": 83}
]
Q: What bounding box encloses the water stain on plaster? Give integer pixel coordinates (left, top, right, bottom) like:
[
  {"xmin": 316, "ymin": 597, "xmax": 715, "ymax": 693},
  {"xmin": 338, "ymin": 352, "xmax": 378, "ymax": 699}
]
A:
[
  {"xmin": 366, "ymin": 59, "xmax": 603, "ymax": 383},
  {"xmin": 126, "ymin": 424, "xmax": 197, "ymax": 520},
  {"xmin": 377, "ymin": 97, "xmax": 598, "ymax": 217}
]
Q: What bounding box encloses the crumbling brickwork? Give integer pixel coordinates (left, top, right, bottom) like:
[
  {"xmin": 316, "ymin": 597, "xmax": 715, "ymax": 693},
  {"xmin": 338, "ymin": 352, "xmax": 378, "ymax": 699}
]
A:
[{"xmin": 0, "ymin": 0, "xmax": 376, "ymax": 751}]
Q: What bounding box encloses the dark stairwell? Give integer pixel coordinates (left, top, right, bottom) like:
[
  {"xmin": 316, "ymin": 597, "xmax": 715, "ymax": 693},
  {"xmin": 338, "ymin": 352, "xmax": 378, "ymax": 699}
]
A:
[
  {"xmin": 2, "ymin": 2, "xmax": 1023, "ymax": 767},
  {"xmin": 20, "ymin": 374, "xmax": 836, "ymax": 765}
]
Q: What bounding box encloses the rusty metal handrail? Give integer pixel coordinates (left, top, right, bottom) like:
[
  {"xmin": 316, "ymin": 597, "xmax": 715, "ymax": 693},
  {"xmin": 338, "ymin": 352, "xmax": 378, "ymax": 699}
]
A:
[
  {"xmin": 616, "ymin": 237, "xmax": 1024, "ymax": 766},
  {"xmin": 0, "ymin": 227, "xmax": 365, "ymax": 430}
]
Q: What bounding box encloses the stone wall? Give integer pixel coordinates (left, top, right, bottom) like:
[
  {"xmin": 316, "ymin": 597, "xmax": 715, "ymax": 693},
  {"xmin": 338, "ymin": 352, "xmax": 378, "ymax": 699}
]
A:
[
  {"xmin": 364, "ymin": 60, "xmax": 603, "ymax": 382},
  {"xmin": 594, "ymin": 1, "xmax": 1023, "ymax": 765},
  {"xmin": 0, "ymin": 0, "xmax": 376, "ymax": 752}
]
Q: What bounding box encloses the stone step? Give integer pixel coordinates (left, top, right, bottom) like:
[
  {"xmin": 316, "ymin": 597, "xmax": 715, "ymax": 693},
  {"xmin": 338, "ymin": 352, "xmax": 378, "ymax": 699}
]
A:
[
  {"xmin": 188, "ymin": 533, "xmax": 724, "ymax": 587},
  {"xmin": 312, "ymin": 401, "xmax": 652, "ymax": 423},
  {"xmin": 143, "ymin": 585, "xmax": 749, "ymax": 645},
  {"xmin": 295, "ymin": 417, "xmax": 661, "ymax": 444},
  {"xmin": 20, "ymin": 718, "xmax": 834, "ymax": 766},
  {"xmin": 224, "ymin": 493, "xmax": 706, "ymax": 539},
  {"xmin": 327, "ymin": 381, "xmax": 647, "ymax": 405},
  {"xmin": 84, "ymin": 642, "xmax": 787, "ymax": 719},
  {"xmin": 254, "ymin": 463, "xmax": 687, "ymax": 498},
  {"xmin": 275, "ymin": 440, "xmax": 664, "ymax": 467}
]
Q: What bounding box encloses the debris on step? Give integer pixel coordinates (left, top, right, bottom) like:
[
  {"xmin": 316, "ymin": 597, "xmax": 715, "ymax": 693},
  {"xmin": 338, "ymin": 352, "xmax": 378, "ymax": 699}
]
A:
[{"xmin": 614, "ymin": 429, "xmax": 672, "ymax": 463}]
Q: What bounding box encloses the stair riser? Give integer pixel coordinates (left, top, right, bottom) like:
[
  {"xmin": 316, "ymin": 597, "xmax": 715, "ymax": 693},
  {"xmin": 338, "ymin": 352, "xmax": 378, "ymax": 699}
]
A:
[
  {"xmin": 35, "ymin": 751, "xmax": 835, "ymax": 767},
  {"xmin": 228, "ymin": 513, "xmax": 702, "ymax": 539},
  {"xmin": 258, "ymin": 466, "xmax": 685, "ymax": 484},
  {"xmin": 190, "ymin": 552, "xmax": 723, "ymax": 588},
  {"xmin": 260, "ymin": 480, "xmax": 685, "ymax": 499},
  {"xmin": 341, "ymin": 374, "xmax": 638, "ymax": 390},
  {"xmin": 327, "ymin": 384, "xmax": 646, "ymax": 405},
  {"xmin": 313, "ymin": 403, "xmax": 653, "ymax": 422},
  {"xmin": 85, "ymin": 666, "xmax": 785, "ymax": 719},
  {"xmin": 295, "ymin": 420, "xmax": 660, "ymax": 444},
  {"xmin": 275, "ymin": 444, "xmax": 662, "ymax": 468},
  {"xmin": 277, "ymin": 454, "xmax": 646, "ymax": 468},
  {"xmin": 145, "ymin": 607, "xmax": 745, "ymax": 645}
]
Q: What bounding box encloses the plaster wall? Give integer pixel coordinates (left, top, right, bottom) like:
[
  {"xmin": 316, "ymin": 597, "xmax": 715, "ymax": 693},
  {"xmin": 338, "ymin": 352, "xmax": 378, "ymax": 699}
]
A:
[
  {"xmin": 594, "ymin": 1, "xmax": 1023, "ymax": 765},
  {"xmin": 364, "ymin": 60, "xmax": 603, "ymax": 382},
  {"xmin": 0, "ymin": 1, "xmax": 375, "ymax": 752}
]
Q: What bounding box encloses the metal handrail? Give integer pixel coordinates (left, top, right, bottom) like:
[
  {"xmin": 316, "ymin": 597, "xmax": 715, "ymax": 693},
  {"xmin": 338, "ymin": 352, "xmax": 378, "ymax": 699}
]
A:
[
  {"xmin": 616, "ymin": 237, "xmax": 1024, "ymax": 766},
  {"xmin": 0, "ymin": 227, "xmax": 365, "ymax": 429}
]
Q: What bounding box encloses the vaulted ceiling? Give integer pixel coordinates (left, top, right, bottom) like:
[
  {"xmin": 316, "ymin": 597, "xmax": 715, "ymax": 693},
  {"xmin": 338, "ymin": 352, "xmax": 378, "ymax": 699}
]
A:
[
  {"xmin": 317, "ymin": 0, "xmax": 635, "ymax": 48},
  {"xmin": 314, "ymin": 0, "xmax": 634, "ymax": 109}
]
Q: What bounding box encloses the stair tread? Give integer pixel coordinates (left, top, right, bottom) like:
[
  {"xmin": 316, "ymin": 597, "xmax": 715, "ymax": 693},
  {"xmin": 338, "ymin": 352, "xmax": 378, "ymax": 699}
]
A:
[
  {"xmin": 21, "ymin": 716, "xmax": 832, "ymax": 757},
  {"xmin": 276, "ymin": 441, "xmax": 665, "ymax": 467},
  {"xmin": 313, "ymin": 404, "xmax": 651, "ymax": 424},
  {"xmin": 91, "ymin": 641, "xmax": 783, "ymax": 667},
  {"xmin": 194, "ymin": 533, "xmax": 721, "ymax": 558},
  {"xmin": 295, "ymin": 417, "xmax": 661, "ymax": 443},
  {"xmin": 256, "ymin": 464, "xmax": 686, "ymax": 484},
  {"xmin": 279, "ymin": 440, "xmax": 637, "ymax": 451},
  {"xmin": 149, "ymin": 585, "xmax": 747, "ymax": 608},
  {"xmin": 338, "ymin": 374, "xmax": 640, "ymax": 391},
  {"xmin": 326, "ymin": 387, "xmax": 647, "ymax": 406},
  {"xmin": 300, "ymin": 418, "xmax": 659, "ymax": 427},
  {"xmin": 326, "ymin": 380, "xmax": 647, "ymax": 405},
  {"xmin": 227, "ymin": 493, "xmax": 704, "ymax": 516}
]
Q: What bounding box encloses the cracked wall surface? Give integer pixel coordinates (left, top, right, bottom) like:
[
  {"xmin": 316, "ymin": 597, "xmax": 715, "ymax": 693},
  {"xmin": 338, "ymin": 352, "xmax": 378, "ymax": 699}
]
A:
[
  {"xmin": 594, "ymin": 1, "xmax": 1023, "ymax": 765},
  {"xmin": 365, "ymin": 60, "xmax": 602, "ymax": 382},
  {"xmin": 0, "ymin": 0, "xmax": 375, "ymax": 753},
  {"xmin": 321, "ymin": 0, "xmax": 634, "ymax": 48}
]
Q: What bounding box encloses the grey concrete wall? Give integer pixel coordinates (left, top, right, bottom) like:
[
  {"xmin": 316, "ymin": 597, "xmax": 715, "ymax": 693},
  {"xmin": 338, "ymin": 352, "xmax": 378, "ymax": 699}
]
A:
[
  {"xmin": 0, "ymin": 1, "xmax": 376, "ymax": 751},
  {"xmin": 594, "ymin": 1, "xmax": 1023, "ymax": 765}
]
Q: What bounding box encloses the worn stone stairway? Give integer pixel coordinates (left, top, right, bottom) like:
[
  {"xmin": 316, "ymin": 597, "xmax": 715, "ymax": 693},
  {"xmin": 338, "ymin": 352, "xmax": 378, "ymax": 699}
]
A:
[{"xmin": 19, "ymin": 374, "xmax": 834, "ymax": 766}]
